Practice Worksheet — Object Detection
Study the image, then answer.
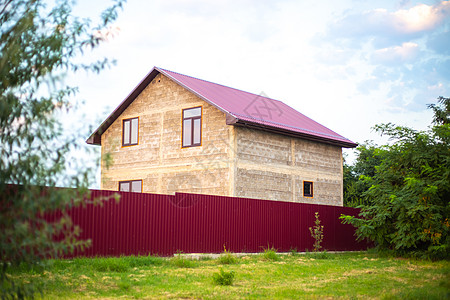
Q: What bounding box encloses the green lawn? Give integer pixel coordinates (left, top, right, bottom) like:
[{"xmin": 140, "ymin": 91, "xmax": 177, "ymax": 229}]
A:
[{"xmin": 11, "ymin": 251, "xmax": 450, "ymax": 299}]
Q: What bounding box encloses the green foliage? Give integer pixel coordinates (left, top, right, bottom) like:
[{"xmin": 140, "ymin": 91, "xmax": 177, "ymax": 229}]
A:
[
  {"xmin": 309, "ymin": 212, "xmax": 324, "ymax": 252},
  {"xmin": 212, "ymin": 268, "xmax": 235, "ymax": 286},
  {"xmin": 428, "ymin": 96, "xmax": 450, "ymax": 125},
  {"xmin": 117, "ymin": 276, "xmax": 132, "ymax": 291},
  {"xmin": 343, "ymin": 142, "xmax": 386, "ymax": 207},
  {"xmin": 262, "ymin": 246, "xmax": 279, "ymax": 261},
  {"xmin": 171, "ymin": 254, "xmax": 196, "ymax": 268},
  {"xmin": 218, "ymin": 254, "xmax": 237, "ymax": 264},
  {"xmin": 0, "ymin": 0, "xmax": 124, "ymax": 298},
  {"xmin": 91, "ymin": 257, "xmax": 130, "ymax": 273},
  {"xmin": 124, "ymin": 255, "xmax": 165, "ymax": 267},
  {"xmin": 341, "ymin": 97, "xmax": 450, "ymax": 259},
  {"xmin": 218, "ymin": 246, "xmax": 237, "ymax": 265},
  {"xmin": 289, "ymin": 248, "xmax": 298, "ymax": 256},
  {"xmin": 310, "ymin": 250, "xmax": 331, "ymax": 259}
]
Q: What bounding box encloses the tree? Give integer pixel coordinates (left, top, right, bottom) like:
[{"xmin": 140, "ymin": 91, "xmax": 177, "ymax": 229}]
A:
[
  {"xmin": 343, "ymin": 142, "xmax": 386, "ymax": 207},
  {"xmin": 0, "ymin": 0, "xmax": 123, "ymax": 297},
  {"xmin": 341, "ymin": 97, "xmax": 450, "ymax": 259}
]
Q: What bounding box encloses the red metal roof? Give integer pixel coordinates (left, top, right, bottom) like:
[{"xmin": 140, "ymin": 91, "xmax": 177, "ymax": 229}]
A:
[{"xmin": 87, "ymin": 67, "xmax": 357, "ymax": 148}]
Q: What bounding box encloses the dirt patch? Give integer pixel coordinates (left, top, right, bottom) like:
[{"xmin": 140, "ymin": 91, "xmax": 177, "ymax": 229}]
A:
[
  {"xmin": 128, "ymin": 274, "xmax": 146, "ymax": 278},
  {"xmin": 342, "ymin": 269, "xmax": 377, "ymax": 277}
]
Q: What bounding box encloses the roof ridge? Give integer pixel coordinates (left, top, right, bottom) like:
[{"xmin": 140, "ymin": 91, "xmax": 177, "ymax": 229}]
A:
[{"xmin": 157, "ymin": 67, "xmax": 284, "ymax": 104}]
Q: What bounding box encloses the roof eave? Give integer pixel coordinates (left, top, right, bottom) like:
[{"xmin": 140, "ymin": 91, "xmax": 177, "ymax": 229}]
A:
[
  {"xmin": 229, "ymin": 118, "xmax": 358, "ymax": 148},
  {"xmin": 86, "ymin": 134, "xmax": 100, "ymax": 145}
]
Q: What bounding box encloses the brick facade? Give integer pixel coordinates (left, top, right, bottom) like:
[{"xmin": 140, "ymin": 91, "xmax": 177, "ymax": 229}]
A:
[
  {"xmin": 233, "ymin": 127, "xmax": 343, "ymax": 206},
  {"xmin": 100, "ymin": 73, "xmax": 344, "ymax": 206},
  {"xmin": 100, "ymin": 73, "xmax": 231, "ymax": 196}
]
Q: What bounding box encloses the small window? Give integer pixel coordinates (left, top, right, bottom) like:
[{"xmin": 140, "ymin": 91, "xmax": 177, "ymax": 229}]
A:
[
  {"xmin": 303, "ymin": 181, "xmax": 313, "ymax": 198},
  {"xmin": 182, "ymin": 107, "xmax": 202, "ymax": 147},
  {"xmin": 122, "ymin": 117, "xmax": 139, "ymax": 146},
  {"xmin": 119, "ymin": 180, "xmax": 142, "ymax": 193}
]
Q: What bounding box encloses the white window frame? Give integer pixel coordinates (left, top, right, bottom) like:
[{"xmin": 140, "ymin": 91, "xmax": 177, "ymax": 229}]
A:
[
  {"xmin": 122, "ymin": 117, "xmax": 139, "ymax": 147},
  {"xmin": 182, "ymin": 107, "xmax": 202, "ymax": 148}
]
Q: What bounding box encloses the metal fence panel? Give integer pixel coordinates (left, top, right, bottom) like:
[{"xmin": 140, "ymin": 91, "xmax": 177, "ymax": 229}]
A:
[{"xmin": 48, "ymin": 189, "xmax": 370, "ymax": 257}]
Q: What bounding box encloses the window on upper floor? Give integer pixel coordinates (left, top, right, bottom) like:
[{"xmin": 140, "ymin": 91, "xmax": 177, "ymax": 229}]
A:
[
  {"xmin": 119, "ymin": 180, "xmax": 142, "ymax": 193},
  {"xmin": 122, "ymin": 117, "xmax": 139, "ymax": 147},
  {"xmin": 182, "ymin": 106, "xmax": 202, "ymax": 148},
  {"xmin": 303, "ymin": 181, "xmax": 313, "ymax": 198}
]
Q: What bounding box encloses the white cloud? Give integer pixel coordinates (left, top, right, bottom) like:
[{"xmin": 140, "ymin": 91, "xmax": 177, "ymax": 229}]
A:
[
  {"xmin": 327, "ymin": 1, "xmax": 450, "ymax": 45},
  {"xmin": 371, "ymin": 42, "xmax": 420, "ymax": 64},
  {"xmin": 392, "ymin": 1, "xmax": 450, "ymax": 34}
]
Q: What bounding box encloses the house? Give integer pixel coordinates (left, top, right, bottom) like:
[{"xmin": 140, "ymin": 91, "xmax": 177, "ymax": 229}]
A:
[{"xmin": 87, "ymin": 67, "xmax": 357, "ymax": 206}]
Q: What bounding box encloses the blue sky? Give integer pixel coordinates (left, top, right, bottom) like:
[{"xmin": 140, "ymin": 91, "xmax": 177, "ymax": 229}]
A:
[{"xmin": 67, "ymin": 0, "xmax": 450, "ymax": 183}]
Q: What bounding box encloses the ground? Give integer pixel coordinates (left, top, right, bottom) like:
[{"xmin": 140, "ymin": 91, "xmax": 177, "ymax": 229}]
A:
[{"xmin": 11, "ymin": 251, "xmax": 449, "ymax": 299}]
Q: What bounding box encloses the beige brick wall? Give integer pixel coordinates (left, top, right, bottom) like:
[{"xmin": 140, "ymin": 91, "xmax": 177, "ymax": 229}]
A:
[
  {"xmin": 234, "ymin": 127, "xmax": 343, "ymax": 206},
  {"xmin": 100, "ymin": 73, "xmax": 344, "ymax": 206},
  {"xmin": 100, "ymin": 73, "xmax": 231, "ymax": 195}
]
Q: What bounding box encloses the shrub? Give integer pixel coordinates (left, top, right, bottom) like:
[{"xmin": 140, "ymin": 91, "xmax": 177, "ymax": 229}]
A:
[
  {"xmin": 212, "ymin": 268, "xmax": 235, "ymax": 286},
  {"xmin": 218, "ymin": 246, "xmax": 238, "ymax": 264},
  {"xmin": 309, "ymin": 212, "xmax": 324, "ymax": 252},
  {"xmin": 262, "ymin": 246, "xmax": 279, "ymax": 261},
  {"xmin": 290, "ymin": 248, "xmax": 298, "ymax": 256},
  {"xmin": 341, "ymin": 97, "xmax": 450, "ymax": 260},
  {"xmin": 218, "ymin": 253, "xmax": 237, "ymax": 265}
]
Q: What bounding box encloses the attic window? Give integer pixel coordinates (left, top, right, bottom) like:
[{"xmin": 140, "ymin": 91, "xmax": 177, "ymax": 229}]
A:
[
  {"xmin": 182, "ymin": 107, "xmax": 202, "ymax": 147},
  {"xmin": 122, "ymin": 117, "xmax": 139, "ymax": 146},
  {"xmin": 119, "ymin": 180, "xmax": 142, "ymax": 193},
  {"xmin": 303, "ymin": 181, "xmax": 313, "ymax": 198}
]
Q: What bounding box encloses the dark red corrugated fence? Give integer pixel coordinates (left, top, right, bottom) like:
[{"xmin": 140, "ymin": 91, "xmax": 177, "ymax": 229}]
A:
[{"xmin": 46, "ymin": 190, "xmax": 370, "ymax": 257}]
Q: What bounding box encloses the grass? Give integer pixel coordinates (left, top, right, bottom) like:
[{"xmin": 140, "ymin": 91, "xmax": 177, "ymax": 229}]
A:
[
  {"xmin": 212, "ymin": 268, "xmax": 235, "ymax": 286},
  {"xmin": 218, "ymin": 252, "xmax": 238, "ymax": 265},
  {"xmin": 261, "ymin": 246, "xmax": 279, "ymax": 261},
  {"xmin": 9, "ymin": 252, "xmax": 450, "ymax": 299}
]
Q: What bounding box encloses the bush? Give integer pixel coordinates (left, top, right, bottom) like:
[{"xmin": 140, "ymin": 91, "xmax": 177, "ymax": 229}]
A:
[
  {"xmin": 218, "ymin": 246, "xmax": 238, "ymax": 264},
  {"xmin": 262, "ymin": 247, "xmax": 279, "ymax": 261},
  {"xmin": 212, "ymin": 268, "xmax": 235, "ymax": 286},
  {"xmin": 341, "ymin": 97, "xmax": 450, "ymax": 260},
  {"xmin": 218, "ymin": 253, "xmax": 237, "ymax": 265}
]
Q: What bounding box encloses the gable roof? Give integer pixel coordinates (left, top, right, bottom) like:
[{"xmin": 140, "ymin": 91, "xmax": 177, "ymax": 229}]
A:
[{"xmin": 86, "ymin": 67, "xmax": 357, "ymax": 148}]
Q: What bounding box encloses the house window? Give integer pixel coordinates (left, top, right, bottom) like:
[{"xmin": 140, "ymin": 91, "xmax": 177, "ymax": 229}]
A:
[
  {"xmin": 122, "ymin": 117, "xmax": 139, "ymax": 146},
  {"xmin": 119, "ymin": 180, "xmax": 142, "ymax": 193},
  {"xmin": 182, "ymin": 106, "xmax": 202, "ymax": 147},
  {"xmin": 303, "ymin": 181, "xmax": 313, "ymax": 197}
]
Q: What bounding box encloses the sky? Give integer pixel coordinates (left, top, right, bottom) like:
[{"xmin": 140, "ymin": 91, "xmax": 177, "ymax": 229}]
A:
[{"xmin": 66, "ymin": 0, "xmax": 450, "ymax": 185}]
